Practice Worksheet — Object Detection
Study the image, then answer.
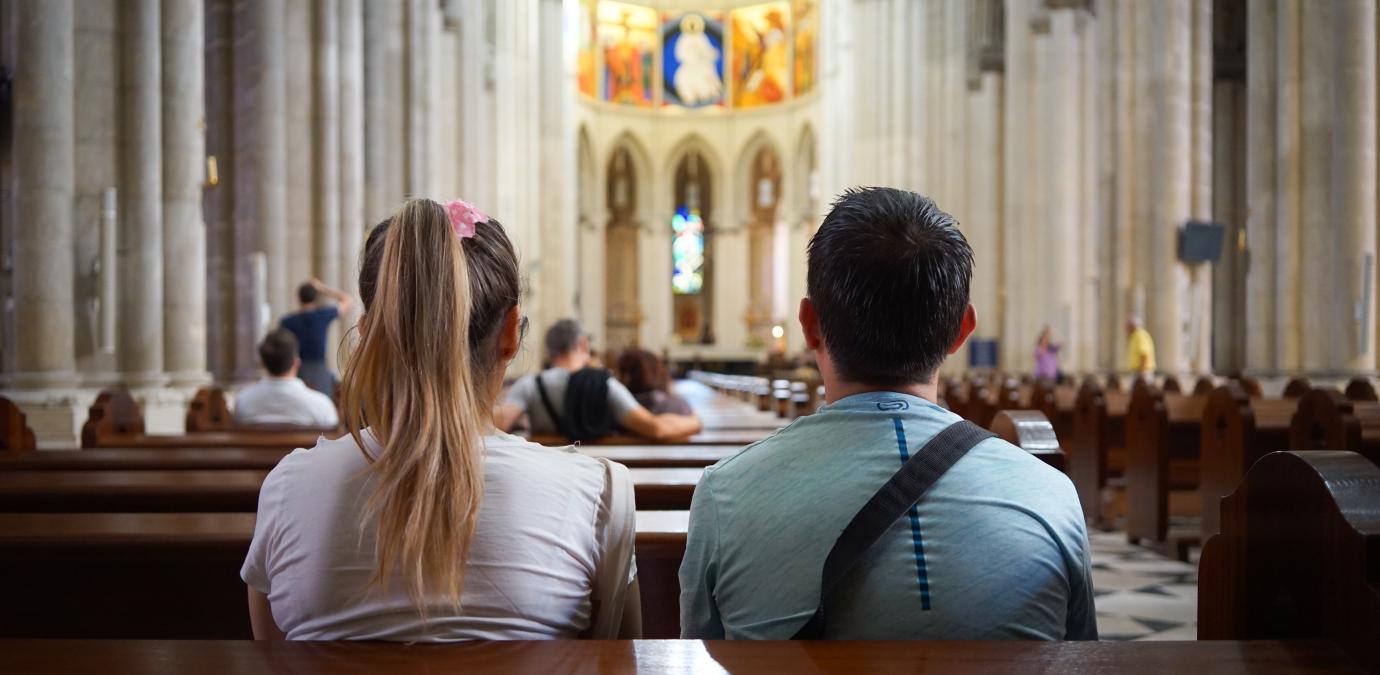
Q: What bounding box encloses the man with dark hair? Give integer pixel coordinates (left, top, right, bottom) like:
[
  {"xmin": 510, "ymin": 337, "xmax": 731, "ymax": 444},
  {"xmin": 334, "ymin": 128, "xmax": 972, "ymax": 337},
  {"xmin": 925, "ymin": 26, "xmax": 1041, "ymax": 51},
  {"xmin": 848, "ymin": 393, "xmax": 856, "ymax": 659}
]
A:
[
  {"xmin": 234, "ymin": 329, "xmax": 339, "ymax": 428},
  {"xmin": 680, "ymin": 187, "xmax": 1095, "ymax": 640},
  {"xmin": 279, "ymin": 278, "xmax": 353, "ymax": 396},
  {"xmin": 494, "ymin": 319, "xmax": 703, "ymax": 442}
]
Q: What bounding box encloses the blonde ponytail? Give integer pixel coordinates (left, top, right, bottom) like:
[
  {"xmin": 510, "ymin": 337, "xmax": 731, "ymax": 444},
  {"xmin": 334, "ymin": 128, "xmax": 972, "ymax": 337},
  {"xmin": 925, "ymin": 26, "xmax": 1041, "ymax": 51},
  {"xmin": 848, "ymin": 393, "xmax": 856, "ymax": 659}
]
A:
[{"xmin": 338, "ymin": 198, "xmax": 520, "ymax": 611}]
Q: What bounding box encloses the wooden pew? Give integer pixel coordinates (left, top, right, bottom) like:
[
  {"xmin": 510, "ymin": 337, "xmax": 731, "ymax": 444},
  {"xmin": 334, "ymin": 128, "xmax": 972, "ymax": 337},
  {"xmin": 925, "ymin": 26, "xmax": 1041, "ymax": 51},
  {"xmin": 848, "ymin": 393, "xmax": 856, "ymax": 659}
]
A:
[
  {"xmin": 185, "ymin": 386, "xmax": 233, "ymax": 432},
  {"xmin": 988, "ymin": 410, "xmax": 1065, "ymax": 471},
  {"xmin": 0, "ymin": 446, "xmax": 736, "ymax": 472},
  {"xmin": 1237, "ymin": 376, "xmax": 1264, "ymax": 397},
  {"xmin": 1288, "ymin": 388, "xmax": 1380, "ymax": 466},
  {"xmin": 1198, "ymin": 384, "xmax": 1300, "ymax": 540},
  {"xmin": 0, "ymin": 467, "xmax": 703, "ymax": 512},
  {"xmin": 1345, "ymin": 376, "xmax": 1378, "ymax": 402},
  {"xmin": 1069, "ymin": 379, "xmax": 1130, "ymax": 527},
  {"xmin": 82, "ymin": 388, "xmax": 334, "ymax": 449},
  {"xmin": 1198, "ymin": 450, "xmax": 1380, "ymax": 672},
  {"xmin": 1282, "ymin": 376, "xmax": 1312, "ymax": 399},
  {"xmin": 1161, "ymin": 376, "xmax": 1183, "ymax": 394},
  {"xmin": 1031, "ymin": 379, "xmax": 1078, "ymax": 449},
  {"xmin": 0, "ymin": 510, "xmax": 693, "ymax": 639},
  {"xmin": 0, "ymin": 396, "xmax": 37, "ymax": 452},
  {"xmin": 1192, "ymin": 376, "xmax": 1217, "ymax": 396},
  {"xmin": 1125, "ymin": 380, "xmax": 1207, "ymax": 560},
  {"xmin": 0, "ymin": 639, "xmax": 1364, "ymax": 673}
]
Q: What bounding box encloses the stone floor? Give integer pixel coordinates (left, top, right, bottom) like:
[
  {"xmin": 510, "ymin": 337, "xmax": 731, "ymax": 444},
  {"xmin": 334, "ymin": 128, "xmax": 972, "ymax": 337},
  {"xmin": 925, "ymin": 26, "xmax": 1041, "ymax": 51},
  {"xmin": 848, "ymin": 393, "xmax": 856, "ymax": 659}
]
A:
[{"xmin": 1090, "ymin": 530, "xmax": 1199, "ymax": 641}]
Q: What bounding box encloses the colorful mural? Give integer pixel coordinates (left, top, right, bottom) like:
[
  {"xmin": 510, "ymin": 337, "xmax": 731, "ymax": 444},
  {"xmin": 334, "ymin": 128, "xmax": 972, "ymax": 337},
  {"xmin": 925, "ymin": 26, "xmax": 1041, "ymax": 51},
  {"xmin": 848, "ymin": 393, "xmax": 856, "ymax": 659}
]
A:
[
  {"xmin": 577, "ymin": 0, "xmax": 598, "ymax": 98},
  {"xmin": 792, "ymin": 0, "xmax": 817, "ymax": 96},
  {"xmin": 730, "ymin": 2, "xmax": 791, "ymax": 108},
  {"xmin": 662, "ymin": 11, "xmax": 725, "ymax": 109},
  {"xmin": 599, "ymin": 1, "xmax": 658, "ymax": 107}
]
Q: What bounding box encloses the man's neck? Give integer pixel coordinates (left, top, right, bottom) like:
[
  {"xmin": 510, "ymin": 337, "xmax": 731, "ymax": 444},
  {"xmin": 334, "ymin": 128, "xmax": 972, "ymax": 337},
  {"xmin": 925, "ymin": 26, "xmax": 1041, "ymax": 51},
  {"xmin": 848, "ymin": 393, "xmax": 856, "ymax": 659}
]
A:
[
  {"xmin": 267, "ymin": 374, "xmax": 299, "ymax": 383},
  {"xmin": 549, "ymin": 355, "xmax": 588, "ymax": 371},
  {"xmin": 824, "ymin": 379, "xmax": 939, "ymax": 405}
]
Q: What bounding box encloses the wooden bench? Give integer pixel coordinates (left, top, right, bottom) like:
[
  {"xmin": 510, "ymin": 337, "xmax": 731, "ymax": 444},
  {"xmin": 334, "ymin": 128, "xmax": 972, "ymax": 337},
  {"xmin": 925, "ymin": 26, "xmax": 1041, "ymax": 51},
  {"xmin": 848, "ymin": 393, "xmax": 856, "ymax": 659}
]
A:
[
  {"xmin": 1198, "ymin": 384, "xmax": 1300, "ymax": 540},
  {"xmin": 0, "ymin": 510, "xmax": 692, "ymax": 639},
  {"xmin": 1288, "ymin": 388, "xmax": 1380, "ymax": 466},
  {"xmin": 0, "ymin": 638, "xmax": 1362, "ymax": 673},
  {"xmin": 185, "ymin": 386, "xmax": 233, "ymax": 432},
  {"xmin": 0, "ymin": 468, "xmax": 703, "ymax": 512},
  {"xmin": 1198, "ymin": 450, "xmax": 1380, "ymax": 672},
  {"xmin": 1345, "ymin": 376, "xmax": 1378, "ymax": 402},
  {"xmin": 1031, "ymin": 378, "xmax": 1078, "ymax": 450},
  {"xmin": 988, "ymin": 410, "xmax": 1065, "ymax": 471},
  {"xmin": 1125, "ymin": 380, "xmax": 1207, "ymax": 560},
  {"xmin": 1069, "ymin": 379, "xmax": 1130, "ymax": 527},
  {"xmin": 0, "ymin": 396, "xmax": 37, "ymax": 452},
  {"xmin": 528, "ymin": 429, "xmax": 770, "ymax": 447},
  {"xmin": 82, "ymin": 388, "xmax": 336, "ymax": 449}
]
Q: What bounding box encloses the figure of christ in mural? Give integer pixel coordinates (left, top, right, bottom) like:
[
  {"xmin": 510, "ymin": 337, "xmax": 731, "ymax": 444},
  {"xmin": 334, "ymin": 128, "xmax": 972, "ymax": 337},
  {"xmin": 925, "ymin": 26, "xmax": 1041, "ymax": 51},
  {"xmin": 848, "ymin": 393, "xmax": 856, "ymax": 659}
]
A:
[{"xmin": 673, "ymin": 14, "xmax": 723, "ymax": 107}]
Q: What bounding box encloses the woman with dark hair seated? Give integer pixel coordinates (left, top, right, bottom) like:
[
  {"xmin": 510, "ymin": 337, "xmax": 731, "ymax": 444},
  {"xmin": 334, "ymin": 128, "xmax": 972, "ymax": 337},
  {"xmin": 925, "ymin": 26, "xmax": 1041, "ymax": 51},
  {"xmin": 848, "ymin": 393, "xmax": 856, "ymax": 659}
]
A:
[{"xmin": 616, "ymin": 348, "xmax": 693, "ymax": 416}]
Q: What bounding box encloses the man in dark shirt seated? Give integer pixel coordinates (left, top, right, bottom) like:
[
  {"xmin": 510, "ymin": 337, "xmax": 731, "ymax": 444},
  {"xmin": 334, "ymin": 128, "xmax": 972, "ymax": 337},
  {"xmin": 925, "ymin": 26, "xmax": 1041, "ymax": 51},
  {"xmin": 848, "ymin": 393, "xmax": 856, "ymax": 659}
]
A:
[{"xmin": 279, "ymin": 278, "xmax": 352, "ymax": 397}]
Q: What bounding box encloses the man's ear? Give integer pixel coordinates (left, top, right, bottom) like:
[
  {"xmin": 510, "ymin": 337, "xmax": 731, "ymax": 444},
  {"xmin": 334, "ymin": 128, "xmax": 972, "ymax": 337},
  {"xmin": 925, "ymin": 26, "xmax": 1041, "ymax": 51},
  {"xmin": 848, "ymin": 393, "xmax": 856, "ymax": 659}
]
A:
[
  {"xmin": 799, "ymin": 297, "xmax": 822, "ymax": 350},
  {"xmin": 947, "ymin": 304, "xmax": 978, "ymax": 355},
  {"xmin": 498, "ymin": 306, "xmax": 522, "ymax": 362}
]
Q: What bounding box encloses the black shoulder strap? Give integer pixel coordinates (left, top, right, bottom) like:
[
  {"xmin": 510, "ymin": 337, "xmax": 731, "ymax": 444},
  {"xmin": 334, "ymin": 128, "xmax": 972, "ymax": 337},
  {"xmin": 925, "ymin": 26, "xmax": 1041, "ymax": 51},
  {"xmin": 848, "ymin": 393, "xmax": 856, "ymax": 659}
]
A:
[
  {"xmin": 792, "ymin": 419, "xmax": 995, "ymax": 640},
  {"xmin": 533, "ymin": 372, "xmax": 571, "ymax": 439}
]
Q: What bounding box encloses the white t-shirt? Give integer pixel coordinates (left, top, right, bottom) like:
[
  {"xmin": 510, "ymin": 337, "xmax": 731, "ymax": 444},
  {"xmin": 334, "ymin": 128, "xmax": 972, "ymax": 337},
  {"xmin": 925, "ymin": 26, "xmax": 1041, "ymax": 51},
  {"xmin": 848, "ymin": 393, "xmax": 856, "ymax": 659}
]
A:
[
  {"xmin": 241, "ymin": 430, "xmax": 636, "ymax": 641},
  {"xmin": 233, "ymin": 378, "xmax": 340, "ymax": 428}
]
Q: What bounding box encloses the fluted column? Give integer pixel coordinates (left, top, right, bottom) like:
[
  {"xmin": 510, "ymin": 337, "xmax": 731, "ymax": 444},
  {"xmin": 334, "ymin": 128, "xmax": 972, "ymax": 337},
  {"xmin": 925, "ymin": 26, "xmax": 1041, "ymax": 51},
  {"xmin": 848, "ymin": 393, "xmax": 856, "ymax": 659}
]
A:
[
  {"xmin": 339, "ymin": 0, "xmax": 365, "ymax": 293},
  {"xmin": 1244, "ymin": 0, "xmax": 1277, "ymax": 370},
  {"xmin": 1043, "ymin": 6, "xmax": 1081, "ymax": 370},
  {"xmin": 10, "ymin": 0, "xmax": 76, "ymax": 388},
  {"xmin": 119, "ymin": 0, "xmax": 166, "ymax": 387},
  {"xmin": 364, "ymin": 0, "xmax": 404, "ymax": 223},
  {"xmin": 1298, "ymin": 3, "xmax": 1335, "ymax": 371},
  {"xmin": 1274, "ymin": 0, "xmax": 1303, "ymax": 370},
  {"xmin": 1000, "ymin": 0, "xmax": 1034, "ymax": 371},
  {"xmin": 315, "ymin": 0, "xmax": 340, "ymax": 288},
  {"xmin": 1143, "ymin": 0, "xmax": 1192, "ymax": 373},
  {"xmin": 404, "ymin": 0, "xmax": 430, "ymax": 195},
  {"xmin": 1332, "ymin": 0, "xmax": 1377, "ymax": 370},
  {"xmin": 161, "ymin": 0, "xmax": 209, "ymax": 386}
]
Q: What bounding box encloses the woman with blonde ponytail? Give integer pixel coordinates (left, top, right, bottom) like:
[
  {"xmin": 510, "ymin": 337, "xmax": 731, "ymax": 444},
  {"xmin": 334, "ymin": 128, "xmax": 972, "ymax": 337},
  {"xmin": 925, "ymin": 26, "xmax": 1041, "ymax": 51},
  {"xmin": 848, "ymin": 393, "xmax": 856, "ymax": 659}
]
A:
[{"xmin": 242, "ymin": 199, "xmax": 641, "ymax": 641}]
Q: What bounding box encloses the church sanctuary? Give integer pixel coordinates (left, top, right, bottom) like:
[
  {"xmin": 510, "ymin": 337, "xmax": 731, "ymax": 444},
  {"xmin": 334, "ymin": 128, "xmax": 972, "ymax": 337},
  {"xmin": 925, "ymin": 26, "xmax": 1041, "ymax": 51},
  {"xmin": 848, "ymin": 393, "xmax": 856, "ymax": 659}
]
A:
[{"xmin": 1, "ymin": 0, "xmax": 1378, "ymax": 671}]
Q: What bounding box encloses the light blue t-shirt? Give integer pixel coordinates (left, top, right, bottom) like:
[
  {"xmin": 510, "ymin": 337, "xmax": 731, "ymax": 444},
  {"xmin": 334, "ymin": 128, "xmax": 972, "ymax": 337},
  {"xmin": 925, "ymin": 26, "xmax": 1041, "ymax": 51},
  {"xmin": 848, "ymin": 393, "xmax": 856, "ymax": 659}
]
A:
[{"xmin": 678, "ymin": 391, "xmax": 1097, "ymax": 640}]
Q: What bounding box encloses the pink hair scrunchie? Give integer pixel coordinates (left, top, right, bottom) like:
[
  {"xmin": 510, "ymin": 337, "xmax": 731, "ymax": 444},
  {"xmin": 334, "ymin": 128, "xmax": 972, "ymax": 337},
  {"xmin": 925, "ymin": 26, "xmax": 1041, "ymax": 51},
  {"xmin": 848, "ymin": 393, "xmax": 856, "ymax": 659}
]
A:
[{"xmin": 443, "ymin": 199, "xmax": 490, "ymax": 239}]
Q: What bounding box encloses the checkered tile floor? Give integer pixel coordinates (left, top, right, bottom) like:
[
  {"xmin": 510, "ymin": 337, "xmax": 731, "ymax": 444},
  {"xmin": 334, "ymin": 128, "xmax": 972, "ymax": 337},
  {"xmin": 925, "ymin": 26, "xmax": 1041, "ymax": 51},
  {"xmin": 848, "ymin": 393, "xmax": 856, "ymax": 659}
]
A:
[{"xmin": 1090, "ymin": 531, "xmax": 1199, "ymax": 640}]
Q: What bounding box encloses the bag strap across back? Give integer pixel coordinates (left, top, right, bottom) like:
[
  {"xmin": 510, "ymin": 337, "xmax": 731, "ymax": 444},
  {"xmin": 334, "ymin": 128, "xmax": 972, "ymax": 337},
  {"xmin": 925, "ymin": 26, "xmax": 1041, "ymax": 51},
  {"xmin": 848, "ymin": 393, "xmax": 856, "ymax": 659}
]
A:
[{"xmin": 792, "ymin": 419, "xmax": 995, "ymax": 640}]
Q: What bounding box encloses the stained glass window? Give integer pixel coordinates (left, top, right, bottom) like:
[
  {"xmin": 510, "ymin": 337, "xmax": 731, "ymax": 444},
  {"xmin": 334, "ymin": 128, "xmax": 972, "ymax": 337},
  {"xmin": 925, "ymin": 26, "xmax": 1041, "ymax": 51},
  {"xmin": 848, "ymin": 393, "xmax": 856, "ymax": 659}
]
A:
[{"xmin": 671, "ymin": 207, "xmax": 705, "ymax": 295}]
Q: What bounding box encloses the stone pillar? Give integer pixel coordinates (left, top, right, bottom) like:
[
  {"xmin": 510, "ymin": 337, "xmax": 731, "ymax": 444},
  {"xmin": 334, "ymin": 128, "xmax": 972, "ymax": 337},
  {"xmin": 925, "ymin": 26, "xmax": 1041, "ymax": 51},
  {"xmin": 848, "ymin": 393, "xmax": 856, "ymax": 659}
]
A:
[
  {"xmin": 314, "ymin": 0, "xmax": 340, "ymax": 288},
  {"xmin": 1332, "ymin": 0, "xmax": 1377, "ymax": 370},
  {"xmin": 1298, "ymin": 3, "xmax": 1335, "ymax": 371},
  {"xmin": 339, "ymin": 0, "xmax": 365, "ymax": 291},
  {"xmin": 119, "ymin": 0, "xmax": 166, "ymax": 387},
  {"xmin": 161, "ymin": 0, "xmax": 209, "ymax": 387},
  {"xmin": 364, "ymin": 0, "xmax": 404, "ymax": 224},
  {"xmin": 1043, "ymin": 7, "xmax": 1081, "ymax": 371},
  {"xmin": 1244, "ymin": 0, "xmax": 1277, "ymax": 370},
  {"xmin": 1000, "ymin": 0, "xmax": 1033, "ymax": 371},
  {"xmin": 1187, "ymin": 0, "xmax": 1212, "ymax": 373},
  {"xmin": 1274, "ymin": 0, "xmax": 1303, "ymax": 370},
  {"xmin": 10, "ymin": 0, "xmax": 76, "ymax": 388},
  {"xmin": 233, "ymin": 0, "xmax": 287, "ymax": 377},
  {"xmin": 404, "ymin": 0, "xmax": 430, "ymax": 195},
  {"xmin": 1143, "ymin": 0, "xmax": 1192, "ymax": 373}
]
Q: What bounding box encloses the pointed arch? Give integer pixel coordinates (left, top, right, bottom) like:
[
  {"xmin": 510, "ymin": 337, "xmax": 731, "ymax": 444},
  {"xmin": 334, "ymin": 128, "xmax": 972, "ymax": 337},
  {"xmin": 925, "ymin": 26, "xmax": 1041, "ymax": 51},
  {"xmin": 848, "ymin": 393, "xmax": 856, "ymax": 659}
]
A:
[{"xmin": 794, "ymin": 124, "xmax": 820, "ymax": 226}]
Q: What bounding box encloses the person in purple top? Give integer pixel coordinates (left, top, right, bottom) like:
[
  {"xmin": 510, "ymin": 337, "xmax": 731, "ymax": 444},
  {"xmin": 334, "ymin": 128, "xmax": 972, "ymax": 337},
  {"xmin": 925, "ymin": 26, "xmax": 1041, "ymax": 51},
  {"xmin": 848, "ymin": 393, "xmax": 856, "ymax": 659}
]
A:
[
  {"xmin": 1034, "ymin": 326, "xmax": 1062, "ymax": 382},
  {"xmin": 279, "ymin": 278, "xmax": 353, "ymax": 397}
]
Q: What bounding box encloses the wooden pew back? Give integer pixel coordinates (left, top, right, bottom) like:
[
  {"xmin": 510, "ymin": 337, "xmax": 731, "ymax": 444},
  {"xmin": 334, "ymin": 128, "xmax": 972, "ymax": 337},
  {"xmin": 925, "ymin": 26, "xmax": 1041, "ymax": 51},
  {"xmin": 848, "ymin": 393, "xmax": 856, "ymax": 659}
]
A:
[
  {"xmin": 1289, "ymin": 389, "xmax": 1380, "ymax": 466},
  {"xmin": 185, "ymin": 386, "xmax": 233, "ymax": 432},
  {"xmin": 80, "ymin": 389, "xmax": 145, "ymax": 448},
  {"xmin": 1125, "ymin": 381, "xmax": 1206, "ymax": 557},
  {"xmin": 989, "ymin": 410, "xmax": 1065, "ymax": 471},
  {"xmin": 1198, "ymin": 451, "xmax": 1380, "ymax": 672},
  {"xmin": 1069, "ymin": 380, "xmax": 1129, "ymax": 525},
  {"xmin": 1199, "ymin": 385, "xmax": 1298, "ymax": 539},
  {"xmin": 0, "ymin": 396, "xmax": 36, "ymax": 452}
]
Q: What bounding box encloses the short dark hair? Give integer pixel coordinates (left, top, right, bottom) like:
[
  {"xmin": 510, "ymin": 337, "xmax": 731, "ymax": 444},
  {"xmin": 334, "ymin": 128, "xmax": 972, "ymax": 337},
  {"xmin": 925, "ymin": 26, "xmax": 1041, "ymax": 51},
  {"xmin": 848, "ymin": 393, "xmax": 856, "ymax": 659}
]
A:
[
  {"xmin": 259, "ymin": 329, "xmax": 299, "ymax": 376},
  {"xmin": 544, "ymin": 319, "xmax": 585, "ymax": 360},
  {"xmin": 806, "ymin": 187, "xmax": 973, "ymax": 385},
  {"xmin": 617, "ymin": 348, "xmax": 669, "ymax": 395},
  {"xmin": 298, "ymin": 283, "xmax": 318, "ymax": 305}
]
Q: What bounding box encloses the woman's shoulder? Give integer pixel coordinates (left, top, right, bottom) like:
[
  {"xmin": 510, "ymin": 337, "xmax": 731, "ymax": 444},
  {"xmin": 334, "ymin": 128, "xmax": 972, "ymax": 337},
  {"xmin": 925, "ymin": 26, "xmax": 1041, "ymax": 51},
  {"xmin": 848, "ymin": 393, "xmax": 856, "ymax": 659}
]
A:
[{"xmin": 484, "ymin": 432, "xmax": 621, "ymax": 489}]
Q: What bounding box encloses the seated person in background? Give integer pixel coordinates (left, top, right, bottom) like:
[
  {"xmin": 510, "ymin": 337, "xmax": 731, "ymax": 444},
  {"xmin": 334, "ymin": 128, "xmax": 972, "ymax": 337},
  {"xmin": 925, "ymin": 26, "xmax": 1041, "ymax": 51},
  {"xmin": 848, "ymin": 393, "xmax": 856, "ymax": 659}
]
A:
[
  {"xmin": 233, "ymin": 329, "xmax": 340, "ymax": 429},
  {"xmin": 243, "ymin": 199, "xmax": 640, "ymax": 641},
  {"xmin": 679, "ymin": 187, "xmax": 1096, "ymax": 640},
  {"xmin": 495, "ymin": 319, "xmax": 702, "ymax": 442},
  {"xmin": 279, "ymin": 278, "xmax": 353, "ymax": 397},
  {"xmin": 617, "ymin": 348, "xmax": 693, "ymax": 416}
]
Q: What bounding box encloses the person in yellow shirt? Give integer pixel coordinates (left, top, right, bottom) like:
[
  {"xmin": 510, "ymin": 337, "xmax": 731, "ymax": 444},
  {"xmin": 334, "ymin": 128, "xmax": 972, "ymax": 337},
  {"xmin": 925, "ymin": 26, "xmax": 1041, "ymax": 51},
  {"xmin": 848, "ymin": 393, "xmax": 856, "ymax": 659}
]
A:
[{"xmin": 1125, "ymin": 316, "xmax": 1156, "ymax": 375}]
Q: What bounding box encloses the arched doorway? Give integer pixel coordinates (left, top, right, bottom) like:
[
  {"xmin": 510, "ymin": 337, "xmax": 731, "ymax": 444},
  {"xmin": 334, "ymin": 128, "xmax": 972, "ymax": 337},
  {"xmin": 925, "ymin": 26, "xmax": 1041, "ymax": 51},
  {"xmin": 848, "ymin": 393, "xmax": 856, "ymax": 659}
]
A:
[{"xmin": 671, "ymin": 150, "xmax": 714, "ymax": 344}]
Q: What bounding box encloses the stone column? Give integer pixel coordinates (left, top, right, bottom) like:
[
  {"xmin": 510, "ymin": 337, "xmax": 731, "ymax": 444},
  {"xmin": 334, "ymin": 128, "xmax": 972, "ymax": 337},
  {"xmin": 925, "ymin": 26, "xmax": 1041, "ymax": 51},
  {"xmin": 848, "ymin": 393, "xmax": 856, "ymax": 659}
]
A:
[
  {"xmin": 1332, "ymin": 0, "xmax": 1377, "ymax": 370},
  {"xmin": 404, "ymin": 0, "xmax": 430, "ymax": 195},
  {"xmin": 119, "ymin": 0, "xmax": 167, "ymax": 387},
  {"xmin": 1274, "ymin": 0, "xmax": 1303, "ymax": 370},
  {"xmin": 364, "ymin": 0, "xmax": 404, "ymax": 223},
  {"xmin": 1244, "ymin": 0, "xmax": 1277, "ymax": 370},
  {"xmin": 339, "ymin": 0, "xmax": 365, "ymax": 291},
  {"xmin": 1000, "ymin": 0, "xmax": 1033, "ymax": 371},
  {"xmin": 10, "ymin": 0, "xmax": 76, "ymax": 388},
  {"xmin": 233, "ymin": 0, "xmax": 287, "ymax": 377},
  {"xmin": 1043, "ymin": 6, "xmax": 1081, "ymax": 371},
  {"xmin": 315, "ymin": 0, "xmax": 340, "ymax": 288},
  {"xmin": 161, "ymin": 0, "xmax": 209, "ymax": 387},
  {"xmin": 1298, "ymin": 3, "xmax": 1335, "ymax": 371},
  {"xmin": 1143, "ymin": 0, "xmax": 1192, "ymax": 373}
]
